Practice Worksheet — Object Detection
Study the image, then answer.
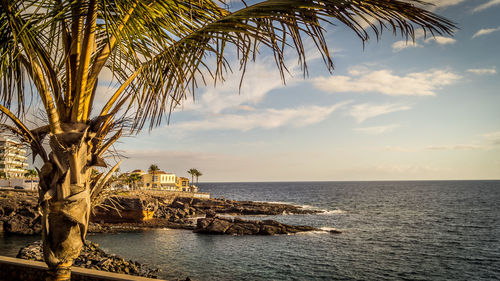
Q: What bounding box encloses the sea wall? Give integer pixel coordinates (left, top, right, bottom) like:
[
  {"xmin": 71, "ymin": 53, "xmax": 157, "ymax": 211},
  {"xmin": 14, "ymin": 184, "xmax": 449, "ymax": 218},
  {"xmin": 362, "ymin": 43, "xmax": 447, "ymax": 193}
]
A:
[
  {"xmin": 141, "ymin": 190, "xmax": 210, "ymax": 199},
  {"xmin": 0, "ymin": 256, "xmax": 165, "ymax": 281}
]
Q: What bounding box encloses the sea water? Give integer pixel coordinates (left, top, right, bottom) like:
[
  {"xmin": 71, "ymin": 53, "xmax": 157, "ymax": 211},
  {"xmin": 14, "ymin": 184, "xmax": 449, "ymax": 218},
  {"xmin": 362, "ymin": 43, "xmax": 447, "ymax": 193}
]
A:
[{"xmin": 2, "ymin": 181, "xmax": 500, "ymax": 280}]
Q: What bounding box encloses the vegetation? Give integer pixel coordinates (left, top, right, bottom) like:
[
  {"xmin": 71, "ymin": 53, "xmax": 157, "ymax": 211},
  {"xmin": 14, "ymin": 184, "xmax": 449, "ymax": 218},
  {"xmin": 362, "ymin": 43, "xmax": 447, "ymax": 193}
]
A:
[
  {"xmin": 24, "ymin": 168, "xmax": 38, "ymax": 179},
  {"xmin": 187, "ymin": 168, "xmax": 198, "ymax": 186},
  {"xmin": 127, "ymin": 172, "xmax": 142, "ymax": 190},
  {"xmin": 0, "ymin": 0, "xmax": 455, "ymax": 279},
  {"xmin": 195, "ymin": 170, "xmax": 203, "ymax": 185}
]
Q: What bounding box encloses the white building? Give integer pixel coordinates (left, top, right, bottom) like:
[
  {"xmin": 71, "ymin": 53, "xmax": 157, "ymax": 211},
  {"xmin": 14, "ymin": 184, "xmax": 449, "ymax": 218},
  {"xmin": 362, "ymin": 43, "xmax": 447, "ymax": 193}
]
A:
[{"xmin": 0, "ymin": 137, "xmax": 28, "ymax": 178}]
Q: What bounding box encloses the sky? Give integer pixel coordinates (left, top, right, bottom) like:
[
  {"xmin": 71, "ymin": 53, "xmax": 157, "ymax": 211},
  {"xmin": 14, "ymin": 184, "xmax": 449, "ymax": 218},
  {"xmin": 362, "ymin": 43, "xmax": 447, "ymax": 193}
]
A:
[{"xmin": 111, "ymin": 0, "xmax": 500, "ymax": 182}]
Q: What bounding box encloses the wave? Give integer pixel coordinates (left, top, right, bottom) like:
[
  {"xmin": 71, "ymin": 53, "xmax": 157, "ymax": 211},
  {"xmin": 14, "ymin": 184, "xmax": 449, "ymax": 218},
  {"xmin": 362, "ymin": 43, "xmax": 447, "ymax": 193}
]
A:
[
  {"xmin": 255, "ymin": 201, "xmax": 294, "ymax": 205},
  {"xmin": 254, "ymin": 201, "xmax": 346, "ymax": 215},
  {"xmin": 298, "ymin": 205, "xmax": 347, "ymax": 215},
  {"xmin": 294, "ymin": 227, "xmax": 342, "ymax": 235},
  {"xmin": 319, "ymin": 209, "xmax": 346, "ymax": 215}
]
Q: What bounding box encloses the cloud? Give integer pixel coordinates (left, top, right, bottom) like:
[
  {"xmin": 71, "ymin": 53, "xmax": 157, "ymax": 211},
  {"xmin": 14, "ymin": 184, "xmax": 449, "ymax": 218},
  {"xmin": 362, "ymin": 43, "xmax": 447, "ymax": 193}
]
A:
[
  {"xmin": 237, "ymin": 105, "xmax": 256, "ymax": 111},
  {"xmin": 179, "ymin": 45, "xmax": 325, "ymax": 115},
  {"xmin": 382, "ymin": 146, "xmax": 416, "ymax": 152},
  {"xmin": 467, "ymin": 68, "xmax": 497, "ymax": 75},
  {"xmin": 392, "ymin": 41, "xmax": 422, "ymax": 52},
  {"xmin": 374, "ymin": 164, "xmax": 444, "ymax": 174},
  {"xmin": 425, "ymin": 131, "xmax": 500, "ymax": 151},
  {"xmin": 183, "ymin": 59, "xmax": 293, "ymax": 114},
  {"xmin": 483, "ymin": 131, "xmax": 500, "ymax": 145},
  {"xmin": 313, "ymin": 68, "xmax": 461, "ymax": 96},
  {"xmin": 353, "ymin": 124, "xmax": 400, "ymax": 134},
  {"xmin": 171, "ymin": 102, "xmax": 350, "ymax": 132},
  {"xmin": 472, "ymin": 26, "xmax": 500, "ymax": 38},
  {"xmin": 426, "ymin": 144, "xmax": 489, "ymax": 150},
  {"xmin": 423, "ymin": 0, "xmax": 466, "ymax": 10},
  {"xmin": 473, "ymin": 0, "xmax": 500, "ymax": 12},
  {"xmin": 392, "ymin": 29, "xmax": 455, "ymax": 52},
  {"xmin": 348, "ymin": 103, "xmax": 411, "ymax": 123},
  {"xmin": 424, "ymin": 36, "xmax": 457, "ymax": 45}
]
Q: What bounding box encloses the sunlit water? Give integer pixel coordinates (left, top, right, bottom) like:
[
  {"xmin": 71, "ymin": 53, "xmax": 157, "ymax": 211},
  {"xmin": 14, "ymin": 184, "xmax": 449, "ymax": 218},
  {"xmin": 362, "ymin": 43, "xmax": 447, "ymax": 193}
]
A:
[{"xmin": 2, "ymin": 181, "xmax": 500, "ymax": 280}]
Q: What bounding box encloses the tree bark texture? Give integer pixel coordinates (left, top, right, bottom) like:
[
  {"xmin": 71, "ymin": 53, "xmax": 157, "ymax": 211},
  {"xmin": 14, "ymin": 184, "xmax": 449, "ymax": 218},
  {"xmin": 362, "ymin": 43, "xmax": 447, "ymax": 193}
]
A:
[{"xmin": 38, "ymin": 123, "xmax": 95, "ymax": 281}]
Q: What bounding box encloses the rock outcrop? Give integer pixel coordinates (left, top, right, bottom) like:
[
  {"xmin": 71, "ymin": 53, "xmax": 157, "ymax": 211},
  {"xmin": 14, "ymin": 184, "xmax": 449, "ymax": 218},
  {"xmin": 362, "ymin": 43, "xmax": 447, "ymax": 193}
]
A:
[
  {"xmin": 194, "ymin": 216, "xmax": 340, "ymax": 235},
  {"xmin": 92, "ymin": 195, "xmax": 158, "ymax": 223},
  {"xmin": 17, "ymin": 240, "xmax": 160, "ymax": 278},
  {"xmin": 0, "ymin": 190, "xmax": 41, "ymax": 235}
]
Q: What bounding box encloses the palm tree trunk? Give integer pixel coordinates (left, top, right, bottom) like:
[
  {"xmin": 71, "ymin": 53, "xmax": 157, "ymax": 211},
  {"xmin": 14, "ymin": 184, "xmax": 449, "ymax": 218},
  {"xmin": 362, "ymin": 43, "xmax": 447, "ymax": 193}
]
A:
[{"xmin": 38, "ymin": 123, "xmax": 93, "ymax": 281}]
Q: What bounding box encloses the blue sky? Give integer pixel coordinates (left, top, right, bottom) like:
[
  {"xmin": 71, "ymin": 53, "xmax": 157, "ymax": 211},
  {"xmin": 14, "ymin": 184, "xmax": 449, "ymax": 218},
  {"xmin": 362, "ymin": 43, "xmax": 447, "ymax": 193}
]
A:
[{"xmin": 112, "ymin": 0, "xmax": 500, "ymax": 182}]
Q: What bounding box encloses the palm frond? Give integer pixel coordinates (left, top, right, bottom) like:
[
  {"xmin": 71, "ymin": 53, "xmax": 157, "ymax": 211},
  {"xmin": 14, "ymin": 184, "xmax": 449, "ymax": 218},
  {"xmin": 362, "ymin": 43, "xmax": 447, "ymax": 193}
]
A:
[{"xmin": 101, "ymin": 0, "xmax": 456, "ymax": 130}]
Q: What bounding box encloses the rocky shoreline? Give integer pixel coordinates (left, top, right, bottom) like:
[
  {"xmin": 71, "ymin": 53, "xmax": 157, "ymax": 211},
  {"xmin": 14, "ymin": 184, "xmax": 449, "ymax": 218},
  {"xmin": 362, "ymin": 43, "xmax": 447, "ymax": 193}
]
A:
[
  {"xmin": 1, "ymin": 189, "xmax": 328, "ymax": 236},
  {"xmin": 17, "ymin": 240, "xmax": 162, "ymax": 278},
  {"xmin": 194, "ymin": 210, "xmax": 341, "ymax": 235},
  {"xmin": 1, "ymin": 189, "xmax": 337, "ymax": 280}
]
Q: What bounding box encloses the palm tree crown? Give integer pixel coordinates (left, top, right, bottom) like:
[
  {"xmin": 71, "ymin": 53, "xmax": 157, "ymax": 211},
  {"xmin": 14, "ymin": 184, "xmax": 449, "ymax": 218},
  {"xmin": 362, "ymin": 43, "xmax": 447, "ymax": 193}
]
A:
[{"xmin": 195, "ymin": 170, "xmax": 203, "ymax": 185}]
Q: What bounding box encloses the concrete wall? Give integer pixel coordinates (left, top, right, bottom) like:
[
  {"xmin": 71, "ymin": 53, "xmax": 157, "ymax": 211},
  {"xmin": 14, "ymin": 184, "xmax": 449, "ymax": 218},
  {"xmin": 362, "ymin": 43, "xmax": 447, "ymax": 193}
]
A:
[
  {"xmin": 141, "ymin": 190, "xmax": 210, "ymax": 199},
  {"xmin": 0, "ymin": 256, "xmax": 165, "ymax": 281},
  {"xmin": 0, "ymin": 178, "xmax": 39, "ymax": 190}
]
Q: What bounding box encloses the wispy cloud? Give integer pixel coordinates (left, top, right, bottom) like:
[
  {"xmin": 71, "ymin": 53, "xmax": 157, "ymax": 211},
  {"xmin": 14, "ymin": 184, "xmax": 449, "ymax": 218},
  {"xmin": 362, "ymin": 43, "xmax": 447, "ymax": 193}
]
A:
[
  {"xmin": 374, "ymin": 164, "xmax": 444, "ymax": 174},
  {"xmin": 483, "ymin": 131, "xmax": 500, "ymax": 145},
  {"xmin": 313, "ymin": 68, "xmax": 461, "ymax": 96},
  {"xmin": 424, "ymin": 131, "xmax": 500, "ymax": 151},
  {"xmin": 171, "ymin": 102, "xmax": 350, "ymax": 133},
  {"xmin": 348, "ymin": 103, "xmax": 411, "ymax": 123},
  {"xmin": 178, "ymin": 46, "xmax": 325, "ymax": 115},
  {"xmin": 426, "ymin": 144, "xmax": 489, "ymax": 150},
  {"xmin": 472, "ymin": 26, "xmax": 500, "ymax": 38},
  {"xmin": 423, "ymin": 0, "xmax": 466, "ymax": 10},
  {"xmin": 392, "ymin": 41, "xmax": 422, "ymax": 52},
  {"xmin": 382, "ymin": 146, "xmax": 416, "ymax": 152},
  {"xmin": 424, "ymin": 36, "xmax": 457, "ymax": 45},
  {"xmin": 391, "ymin": 28, "xmax": 455, "ymax": 52},
  {"xmin": 467, "ymin": 68, "xmax": 497, "ymax": 75},
  {"xmin": 472, "ymin": 0, "xmax": 500, "ymax": 12},
  {"xmin": 353, "ymin": 124, "xmax": 400, "ymax": 134},
  {"xmin": 182, "ymin": 58, "xmax": 296, "ymax": 114}
]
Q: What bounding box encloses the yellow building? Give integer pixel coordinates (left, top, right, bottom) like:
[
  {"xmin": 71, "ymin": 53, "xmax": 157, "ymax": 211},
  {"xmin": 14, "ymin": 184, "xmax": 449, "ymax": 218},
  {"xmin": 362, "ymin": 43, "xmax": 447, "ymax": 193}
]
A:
[
  {"xmin": 143, "ymin": 171, "xmax": 179, "ymax": 191},
  {"xmin": 176, "ymin": 177, "xmax": 190, "ymax": 191}
]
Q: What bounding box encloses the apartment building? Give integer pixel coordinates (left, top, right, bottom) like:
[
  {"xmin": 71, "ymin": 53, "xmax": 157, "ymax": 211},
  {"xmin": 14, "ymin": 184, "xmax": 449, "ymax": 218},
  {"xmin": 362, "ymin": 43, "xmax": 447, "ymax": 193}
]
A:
[{"xmin": 0, "ymin": 137, "xmax": 28, "ymax": 178}]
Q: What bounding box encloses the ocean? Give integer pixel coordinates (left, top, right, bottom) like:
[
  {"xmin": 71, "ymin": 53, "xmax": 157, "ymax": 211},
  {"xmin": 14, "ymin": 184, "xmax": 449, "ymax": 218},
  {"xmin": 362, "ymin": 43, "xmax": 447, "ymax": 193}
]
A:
[{"xmin": 1, "ymin": 181, "xmax": 500, "ymax": 280}]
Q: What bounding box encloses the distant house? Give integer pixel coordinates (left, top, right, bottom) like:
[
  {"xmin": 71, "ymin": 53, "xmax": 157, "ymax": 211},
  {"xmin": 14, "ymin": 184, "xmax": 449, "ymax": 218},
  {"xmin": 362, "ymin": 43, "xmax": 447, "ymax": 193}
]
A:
[
  {"xmin": 143, "ymin": 171, "xmax": 179, "ymax": 191},
  {"xmin": 176, "ymin": 177, "xmax": 190, "ymax": 191}
]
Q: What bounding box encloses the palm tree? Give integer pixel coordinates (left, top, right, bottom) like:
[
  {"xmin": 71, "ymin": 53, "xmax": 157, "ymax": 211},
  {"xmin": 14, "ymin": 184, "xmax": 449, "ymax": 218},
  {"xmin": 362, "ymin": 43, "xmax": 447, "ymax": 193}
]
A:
[
  {"xmin": 0, "ymin": 0, "xmax": 455, "ymax": 279},
  {"xmin": 148, "ymin": 164, "xmax": 160, "ymax": 188},
  {"xmin": 195, "ymin": 170, "xmax": 203, "ymax": 186},
  {"xmin": 187, "ymin": 168, "xmax": 198, "ymax": 186},
  {"xmin": 128, "ymin": 173, "xmax": 142, "ymax": 190}
]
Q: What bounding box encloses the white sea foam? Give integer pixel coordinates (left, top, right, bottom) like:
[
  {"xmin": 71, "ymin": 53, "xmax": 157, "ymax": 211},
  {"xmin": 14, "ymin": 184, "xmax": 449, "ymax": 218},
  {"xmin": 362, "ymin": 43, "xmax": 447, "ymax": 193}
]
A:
[
  {"xmin": 319, "ymin": 209, "xmax": 346, "ymax": 215},
  {"xmin": 319, "ymin": 227, "xmax": 341, "ymax": 232},
  {"xmin": 254, "ymin": 201, "xmax": 346, "ymax": 215},
  {"xmin": 294, "ymin": 227, "xmax": 342, "ymax": 235},
  {"xmin": 255, "ymin": 201, "xmax": 294, "ymax": 205}
]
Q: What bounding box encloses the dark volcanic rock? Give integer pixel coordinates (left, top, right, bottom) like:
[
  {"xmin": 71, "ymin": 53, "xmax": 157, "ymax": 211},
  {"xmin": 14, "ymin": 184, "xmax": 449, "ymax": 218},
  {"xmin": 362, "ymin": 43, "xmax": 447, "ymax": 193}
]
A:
[
  {"xmin": 194, "ymin": 216, "xmax": 331, "ymax": 235},
  {"xmin": 17, "ymin": 241, "xmax": 160, "ymax": 278},
  {"xmin": 1, "ymin": 190, "xmax": 325, "ymax": 236},
  {"xmin": 3, "ymin": 215, "xmax": 41, "ymax": 235},
  {"xmin": 189, "ymin": 198, "xmax": 320, "ymax": 216},
  {"xmin": 0, "ymin": 191, "xmax": 41, "ymax": 235}
]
